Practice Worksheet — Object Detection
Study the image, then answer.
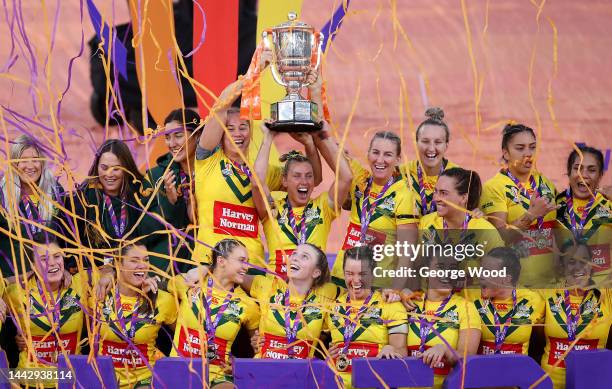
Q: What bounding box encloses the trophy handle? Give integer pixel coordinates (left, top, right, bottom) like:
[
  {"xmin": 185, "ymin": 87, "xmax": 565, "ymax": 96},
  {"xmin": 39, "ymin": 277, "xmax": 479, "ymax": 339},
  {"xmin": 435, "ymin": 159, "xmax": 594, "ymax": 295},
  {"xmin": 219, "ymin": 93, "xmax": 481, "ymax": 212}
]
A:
[
  {"xmin": 262, "ymin": 30, "xmax": 287, "ymax": 87},
  {"xmin": 302, "ymin": 31, "xmax": 324, "ymax": 88}
]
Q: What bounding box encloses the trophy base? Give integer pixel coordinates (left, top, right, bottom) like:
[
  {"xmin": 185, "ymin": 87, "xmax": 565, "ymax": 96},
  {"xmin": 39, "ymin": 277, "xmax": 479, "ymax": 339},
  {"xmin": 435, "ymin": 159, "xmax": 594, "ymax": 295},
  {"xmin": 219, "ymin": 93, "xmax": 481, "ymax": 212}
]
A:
[{"xmin": 269, "ymin": 99, "xmax": 322, "ymax": 133}]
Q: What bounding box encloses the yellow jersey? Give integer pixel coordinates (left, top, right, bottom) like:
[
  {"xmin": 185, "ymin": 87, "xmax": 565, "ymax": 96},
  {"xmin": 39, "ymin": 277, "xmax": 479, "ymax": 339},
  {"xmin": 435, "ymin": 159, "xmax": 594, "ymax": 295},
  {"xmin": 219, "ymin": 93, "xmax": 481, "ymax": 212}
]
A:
[
  {"xmin": 473, "ymin": 289, "xmax": 544, "ymax": 355},
  {"xmin": 250, "ymin": 275, "xmax": 339, "ymax": 359},
  {"xmin": 96, "ymin": 289, "xmax": 177, "ymax": 389},
  {"xmin": 325, "ymin": 290, "xmax": 407, "ymax": 388},
  {"xmin": 332, "ymin": 160, "xmax": 419, "ymax": 288},
  {"xmin": 5, "ymin": 273, "xmax": 89, "ymax": 370},
  {"xmin": 481, "ymin": 170, "xmax": 557, "ymax": 287},
  {"xmin": 400, "ymin": 159, "xmax": 459, "ymax": 217},
  {"xmin": 263, "ymin": 191, "xmax": 337, "ymax": 277},
  {"xmin": 407, "ymin": 292, "xmax": 481, "ymax": 387},
  {"xmin": 169, "ymin": 276, "xmax": 259, "ymax": 386},
  {"xmin": 556, "ymin": 190, "xmax": 612, "ymax": 285},
  {"xmin": 540, "ymin": 289, "xmax": 611, "ymax": 389},
  {"xmin": 193, "ymin": 147, "xmax": 282, "ymax": 269}
]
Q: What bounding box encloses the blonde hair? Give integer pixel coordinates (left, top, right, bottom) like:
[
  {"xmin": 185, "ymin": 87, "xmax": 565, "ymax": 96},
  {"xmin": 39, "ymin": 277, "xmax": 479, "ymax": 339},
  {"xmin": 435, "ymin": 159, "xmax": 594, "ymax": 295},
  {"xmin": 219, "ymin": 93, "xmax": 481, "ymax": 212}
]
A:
[{"xmin": 0, "ymin": 134, "xmax": 58, "ymax": 223}]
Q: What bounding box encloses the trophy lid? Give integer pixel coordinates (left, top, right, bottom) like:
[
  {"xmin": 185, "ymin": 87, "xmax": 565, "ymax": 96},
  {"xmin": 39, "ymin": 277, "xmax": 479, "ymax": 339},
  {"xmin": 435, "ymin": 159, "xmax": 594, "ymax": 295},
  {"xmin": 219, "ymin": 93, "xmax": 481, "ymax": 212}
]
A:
[{"xmin": 274, "ymin": 11, "xmax": 314, "ymax": 31}]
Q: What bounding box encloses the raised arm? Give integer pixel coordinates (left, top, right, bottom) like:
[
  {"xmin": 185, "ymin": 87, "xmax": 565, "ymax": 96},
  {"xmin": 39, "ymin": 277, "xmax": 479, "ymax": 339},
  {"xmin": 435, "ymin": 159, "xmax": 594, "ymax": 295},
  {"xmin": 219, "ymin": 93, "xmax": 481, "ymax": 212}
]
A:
[
  {"xmin": 313, "ymin": 121, "xmax": 353, "ymax": 212},
  {"xmin": 252, "ymin": 122, "xmax": 278, "ymax": 221},
  {"xmin": 197, "ymin": 79, "xmax": 244, "ymax": 155}
]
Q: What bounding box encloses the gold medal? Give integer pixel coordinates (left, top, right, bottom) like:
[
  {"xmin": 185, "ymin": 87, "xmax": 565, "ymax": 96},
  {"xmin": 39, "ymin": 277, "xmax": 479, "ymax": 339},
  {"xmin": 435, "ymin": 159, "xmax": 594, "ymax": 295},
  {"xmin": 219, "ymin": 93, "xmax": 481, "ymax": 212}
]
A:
[{"xmin": 336, "ymin": 353, "xmax": 350, "ymax": 372}]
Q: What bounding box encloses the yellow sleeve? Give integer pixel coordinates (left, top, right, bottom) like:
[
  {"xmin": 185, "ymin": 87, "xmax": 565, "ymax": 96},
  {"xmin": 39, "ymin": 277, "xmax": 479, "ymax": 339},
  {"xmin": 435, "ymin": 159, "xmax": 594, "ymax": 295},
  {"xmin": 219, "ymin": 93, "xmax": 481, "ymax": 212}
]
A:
[
  {"xmin": 266, "ymin": 164, "xmax": 283, "ymax": 192},
  {"xmin": 318, "ymin": 192, "xmax": 337, "ymax": 220},
  {"xmin": 157, "ymin": 291, "xmax": 178, "ymax": 325},
  {"xmin": 195, "ymin": 146, "xmax": 223, "ymax": 178},
  {"xmin": 249, "ymin": 275, "xmax": 273, "ymax": 301},
  {"xmin": 383, "ymin": 301, "xmax": 408, "ymax": 330},
  {"xmin": 242, "ymin": 295, "xmax": 261, "ymax": 331},
  {"xmin": 395, "ymin": 186, "xmax": 419, "ymax": 225},
  {"xmin": 458, "ymin": 298, "xmax": 482, "ymax": 330},
  {"xmin": 481, "ymin": 179, "xmax": 508, "ymax": 215},
  {"xmin": 167, "ymin": 274, "xmax": 188, "ymax": 298},
  {"xmin": 318, "ymin": 283, "xmax": 341, "ymax": 302}
]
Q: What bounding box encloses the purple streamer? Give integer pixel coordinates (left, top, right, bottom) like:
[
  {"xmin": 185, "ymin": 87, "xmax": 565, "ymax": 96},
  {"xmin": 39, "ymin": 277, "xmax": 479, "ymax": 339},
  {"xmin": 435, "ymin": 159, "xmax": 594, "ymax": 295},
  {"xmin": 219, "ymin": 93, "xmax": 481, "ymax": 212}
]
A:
[
  {"xmin": 320, "ymin": 0, "xmax": 351, "ymax": 52},
  {"xmin": 184, "ymin": 0, "xmax": 206, "ymax": 58},
  {"xmin": 86, "ymin": 0, "xmax": 128, "ymax": 80}
]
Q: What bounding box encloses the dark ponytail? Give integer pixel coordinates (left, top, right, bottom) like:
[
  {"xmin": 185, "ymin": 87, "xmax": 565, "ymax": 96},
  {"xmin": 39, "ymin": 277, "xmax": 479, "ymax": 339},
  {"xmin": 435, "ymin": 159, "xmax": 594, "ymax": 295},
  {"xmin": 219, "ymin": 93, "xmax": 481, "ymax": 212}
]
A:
[{"xmin": 440, "ymin": 167, "xmax": 482, "ymax": 211}]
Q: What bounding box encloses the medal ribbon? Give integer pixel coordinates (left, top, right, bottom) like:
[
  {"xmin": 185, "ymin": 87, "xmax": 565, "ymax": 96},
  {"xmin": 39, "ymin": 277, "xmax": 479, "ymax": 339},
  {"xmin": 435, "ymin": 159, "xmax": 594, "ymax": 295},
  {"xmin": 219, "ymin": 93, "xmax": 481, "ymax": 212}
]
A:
[
  {"xmin": 565, "ymin": 188, "xmax": 596, "ymax": 233},
  {"xmin": 488, "ymin": 289, "xmax": 517, "ymax": 353},
  {"xmin": 563, "ymin": 289, "xmax": 590, "ymax": 341},
  {"xmin": 114, "ymin": 286, "xmax": 142, "ymax": 340},
  {"xmin": 417, "ymin": 160, "xmax": 447, "ymax": 214},
  {"xmin": 178, "ymin": 170, "xmax": 191, "ymax": 200},
  {"xmin": 504, "ymin": 170, "xmax": 544, "ymax": 229},
  {"xmin": 34, "ymin": 281, "xmax": 63, "ymax": 329},
  {"xmin": 283, "ymin": 287, "xmax": 312, "ymax": 358},
  {"xmin": 359, "ymin": 176, "xmax": 395, "ymax": 243},
  {"xmin": 22, "ymin": 194, "xmax": 41, "ymax": 234},
  {"xmin": 202, "ymin": 277, "xmax": 235, "ymax": 357},
  {"xmin": 442, "ymin": 213, "xmax": 472, "ymax": 243},
  {"xmin": 419, "ymin": 292, "xmax": 453, "ymax": 352},
  {"xmin": 103, "ymin": 193, "xmax": 127, "ymax": 238},
  {"xmin": 230, "ymin": 159, "xmax": 253, "ymax": 178},
  {"xmin": 341, "ymin": 292, "xmax": 374, "ymax": 355},
  {"xmin": 285, "ymin": 197, "xmax": 313, "ymax": 245}
]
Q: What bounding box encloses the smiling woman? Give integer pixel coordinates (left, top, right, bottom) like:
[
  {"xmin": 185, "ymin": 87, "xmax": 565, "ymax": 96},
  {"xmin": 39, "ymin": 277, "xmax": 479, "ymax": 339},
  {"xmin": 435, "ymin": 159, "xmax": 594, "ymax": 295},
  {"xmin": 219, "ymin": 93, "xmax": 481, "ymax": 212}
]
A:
[
  {"xmin": 0, "ymin": 135, "xmax": 66, "ymax": 277},
  {"xmin": 66, "ymin": 139, "xmax": 169, "ymax": 271}
]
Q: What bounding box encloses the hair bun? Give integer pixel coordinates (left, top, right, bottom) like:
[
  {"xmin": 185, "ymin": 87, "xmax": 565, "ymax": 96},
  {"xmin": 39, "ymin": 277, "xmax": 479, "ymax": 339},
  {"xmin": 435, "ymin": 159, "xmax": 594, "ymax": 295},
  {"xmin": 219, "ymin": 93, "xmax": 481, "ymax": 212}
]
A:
[
  {"xmin": 425, "ymin": 107, "xmax": 445, "ymax": 122},
  {"xmin": 279, "ymin": 150, "xmax": 304, "ymax": 163}
]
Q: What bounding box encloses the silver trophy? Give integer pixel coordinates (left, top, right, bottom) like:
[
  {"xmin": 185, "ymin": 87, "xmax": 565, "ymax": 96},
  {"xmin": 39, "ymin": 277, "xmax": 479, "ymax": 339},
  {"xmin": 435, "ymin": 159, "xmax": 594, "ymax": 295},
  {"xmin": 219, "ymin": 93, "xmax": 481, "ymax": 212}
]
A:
[{"xmin": 263, "ymin": 12, "xmax": 324, "ymax": 132}]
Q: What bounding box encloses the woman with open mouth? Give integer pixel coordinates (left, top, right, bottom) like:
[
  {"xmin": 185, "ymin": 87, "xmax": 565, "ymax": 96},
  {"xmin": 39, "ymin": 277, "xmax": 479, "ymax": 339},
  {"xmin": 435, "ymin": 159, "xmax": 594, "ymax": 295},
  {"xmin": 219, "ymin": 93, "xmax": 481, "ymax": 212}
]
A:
[
  {"xmin": 4, "ymin": 232, "xmax": 88, "ymax": 378},
  {"xmin": 326, "ymin": 246, "xmax": 407, "ymax": 388},
  {"xmin": 169, "ymin": 239, "xmax": 259, "ymax": 388},
  {"xmin": 192, "ymin": 74, "xmax": 322, "ymax": 272},
  {"xmin": 472, "ymin": 247, "xmax": 545, "ymax": 356},
  {"xmin": 95, "ymin": 243, "xmax": 177, "ymax": 389},
  {"xmin": 68, "ymin": 139, "xmax": 169, "ymax": 271},
  {"xmin": 330, "ymin": 130, "xmax": 419, "ymax": 290},
  {"xmin": 252, "ymin": 120, "xmax": 352, "ymax": 279},
  {"xmin": 146, "ymin": 109, "xmax": 202, "ymax": 272},
  {"xmin": 0, "ymin": 134, "xmax": 66, "ymax": 277},
  {"xmin": 418, "ymin": 167, "xmax": 505, "ymax": 289},
  {"xmin": 481, "ymin": 123, "xmax": 558, "ymax": 288},
  {"xmin": 400, "ymin": 107, "xmax": 459, "ymax": 217},
  {"xmin": 538, "ymin": 241, "xmax": 612, "ymax": 389},
  {"xmin": 555, "ymin": 145, "xmax": 611, "ymax": 285},
  {"xmin": 405, "ymin": 255, "xmax": 481, "ymax": 389}
]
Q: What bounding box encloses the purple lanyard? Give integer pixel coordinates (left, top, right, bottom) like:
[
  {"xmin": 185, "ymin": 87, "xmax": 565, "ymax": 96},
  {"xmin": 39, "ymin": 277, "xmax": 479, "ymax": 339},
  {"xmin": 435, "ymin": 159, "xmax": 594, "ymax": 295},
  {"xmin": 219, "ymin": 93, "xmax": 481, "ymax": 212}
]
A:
[
  {"xmin": 283, "ymin": 287, "xmax": 312, "ymax": 357},
  {"xmin": 417, "ymin": 160, "xmax": 446, "ymax": 215},
  {"xmin": 202, "ymin": 277, "xmax": 235, "ymax": 352},
  {"xmin": 419, "ymin": 292, "xmax": 453, "ymax": 352},
  {"xmin": 178, "ymin": 170, "xmax": 191, "ymax": 200},
  {"xmin": 285, "ymin": 197, "xmax": 312, "ymax": 245},
  {"xmin": 488, "ymin": 289, "xmax": 517, "ymax": 353},
  {"xmin": 359, "ymin": 176, "xmax": 395, "ymax": 242},
  {"xmin": 114, "ymin": 286, "xmax": 142, "ymax": 340},
  {"xmin": 341, "ymin": 292, "xmax": 374, "ymax": 355},
  {"xmin": 34, "ymin": 281, "xmax": 63, "ymax": 330},
  {"xmin": 563, "ymin": 289, "xmax": 590, "ymax": 341},
  {"xmin": 442, "ymin": 213, "xmax": 472, "ymax": 243},
  {"xmin": 230, "ymin": 159, "xmax": 252, "ymax": 178},
  {"xmin": 22, "ymin": 194, "xmax": 41, "ymax": 234},
  {"xmin": 504, "ymin": 170, "xmax": 544, "ymax": 229},
  {"xmin": 565, "ymin": 189, "xmax": 596, "ymax": 232},
  {"xmin": 103, "ymin": 193, "xmax": 127, "ymax": 238}
]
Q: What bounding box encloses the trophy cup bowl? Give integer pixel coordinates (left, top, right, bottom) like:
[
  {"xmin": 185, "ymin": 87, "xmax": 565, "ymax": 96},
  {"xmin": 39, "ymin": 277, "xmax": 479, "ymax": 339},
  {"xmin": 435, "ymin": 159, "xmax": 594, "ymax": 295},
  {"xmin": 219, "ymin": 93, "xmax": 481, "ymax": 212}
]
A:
[{"xmin": 264, "ymin": 12, "xmax": 324, "ymax": 132}]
